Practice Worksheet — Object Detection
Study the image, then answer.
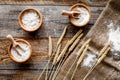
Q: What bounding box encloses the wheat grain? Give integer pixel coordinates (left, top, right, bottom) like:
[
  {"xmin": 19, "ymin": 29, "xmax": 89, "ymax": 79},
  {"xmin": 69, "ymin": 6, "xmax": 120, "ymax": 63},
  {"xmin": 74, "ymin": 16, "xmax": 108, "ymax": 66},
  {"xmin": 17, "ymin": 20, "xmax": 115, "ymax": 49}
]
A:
[
  {"xmin": 83, "ymin": 46, "xmax": 110, "ymax": 80},
  {"xmin": 71, "ymin": 44, "xmax": 89, "ymax": 80},
  {"xmin": 97, "ymin": 40, "xmax": 110, "ymax": 58},
  {"xmin": 57, "ymin": 30, "xmax": 82, "ymax": 63},
  {"xmin": 57, "ymin": 26, "xmax": 67, "ymax": 47},
  {"xmin": 53, "ymin": 44, "xmax": 61, "ymax": 65},
  {"xmin": 63, "ymin": 39, "xmax": 91, "ymax": 80}
]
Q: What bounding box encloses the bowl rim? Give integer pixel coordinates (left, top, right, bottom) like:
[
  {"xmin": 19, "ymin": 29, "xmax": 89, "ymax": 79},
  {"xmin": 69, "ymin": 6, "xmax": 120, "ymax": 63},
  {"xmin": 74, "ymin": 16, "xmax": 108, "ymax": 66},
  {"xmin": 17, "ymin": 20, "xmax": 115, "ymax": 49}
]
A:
[
  {"xmin": 69, "ymin": 3, "xmax": 91, "ymax": 27},
  {"xmin": 18, "ymin": 8, "xmax": 43, "ymax": 32},
  {"xmin": 8, "ymin": 39, "xmax": 32, "ymax": 63}
]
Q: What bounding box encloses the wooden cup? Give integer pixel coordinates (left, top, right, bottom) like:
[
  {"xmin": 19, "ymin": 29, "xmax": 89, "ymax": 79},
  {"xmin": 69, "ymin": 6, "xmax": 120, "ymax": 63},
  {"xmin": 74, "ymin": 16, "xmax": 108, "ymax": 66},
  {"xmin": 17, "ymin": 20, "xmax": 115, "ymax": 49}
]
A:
[
  {"xmin": 18, "ymin": 8, "xmax": 43, "ymax": 32},
  {"xmin": 69, "ymin": 3, "xmax": 91, "ymax": 27},
  {"xmin": 8, "ymin": 39, "xmax": 32, "ymax": 63}
]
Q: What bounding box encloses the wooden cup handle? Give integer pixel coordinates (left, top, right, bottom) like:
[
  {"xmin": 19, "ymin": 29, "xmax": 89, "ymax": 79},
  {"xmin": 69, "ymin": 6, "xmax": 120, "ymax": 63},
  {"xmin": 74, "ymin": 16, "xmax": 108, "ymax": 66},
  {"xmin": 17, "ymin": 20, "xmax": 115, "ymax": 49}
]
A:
[
  {"xmin": 6, "ymin": 34, "xmax": 18, "ymax": 47},
  {"xmin": 61, "ymin": 10, "xmax": 80, "ymax": 19},
  {"xmin": 61, "ymin": 10, "xmax": 73, "ymax": 16}
]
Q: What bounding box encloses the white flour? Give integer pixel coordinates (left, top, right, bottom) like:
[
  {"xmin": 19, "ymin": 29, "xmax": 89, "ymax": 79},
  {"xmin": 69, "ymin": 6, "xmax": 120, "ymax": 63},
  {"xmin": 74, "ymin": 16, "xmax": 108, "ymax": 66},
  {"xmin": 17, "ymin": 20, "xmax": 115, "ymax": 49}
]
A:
[
  {"xmin": 107, "ymin": 21, "xmax": 120, "ymax": 52},
  {"xmin": 11, "ymin": 42, "xmax": 31, "ymax": 61},
  {"xmin": 106, "ymin": 21, "xmax": 120, "ymax": 66},
  {"xmin": 22, "ymin": 10, "xmax": 40, "ymax": 30},
  {"xmin": 82, "ymin": 51, "xmax": 96, "ymax": 67},
  {"xmin": 72, "ymin": 7, "xmax": 90, "ymax": 25},
  {"xmin": 115, "ymin": 61, "xmax": 120, "ymax": 66}
]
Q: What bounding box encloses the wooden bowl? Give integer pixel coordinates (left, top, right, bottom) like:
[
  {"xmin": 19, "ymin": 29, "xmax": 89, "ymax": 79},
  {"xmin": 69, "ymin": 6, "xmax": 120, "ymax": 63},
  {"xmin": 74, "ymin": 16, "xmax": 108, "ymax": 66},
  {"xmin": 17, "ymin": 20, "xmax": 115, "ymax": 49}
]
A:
[
  {"xmin": 69, "ymin": 3, "xmax": 91, "ymax": 27},
  {"xmin": 8, "ymin": 39, "xmax": 32, "ymax": 63},
  {"xmin": 18, "ymin": 8, "xmax": 43, "ymax": 32}
]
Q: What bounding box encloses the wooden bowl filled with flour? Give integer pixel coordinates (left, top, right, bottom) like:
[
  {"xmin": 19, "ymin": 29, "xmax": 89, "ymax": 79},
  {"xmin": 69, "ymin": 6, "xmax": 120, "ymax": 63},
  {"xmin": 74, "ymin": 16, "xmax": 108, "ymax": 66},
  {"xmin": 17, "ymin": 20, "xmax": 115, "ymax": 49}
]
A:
[
  {"xmin": 61, "ymin": 3, "xmax": 91, "ymax": 27},
  {"xmin": 18, "ymin": 8, "xmax": 43, "ymax": 32},
  {"xmin": 7, "ymin": 35, "xmax": 32, "ymax": 63},
  {"xmin": 69, "ymin": 3, "xmax": 91, "ymax": 27}
]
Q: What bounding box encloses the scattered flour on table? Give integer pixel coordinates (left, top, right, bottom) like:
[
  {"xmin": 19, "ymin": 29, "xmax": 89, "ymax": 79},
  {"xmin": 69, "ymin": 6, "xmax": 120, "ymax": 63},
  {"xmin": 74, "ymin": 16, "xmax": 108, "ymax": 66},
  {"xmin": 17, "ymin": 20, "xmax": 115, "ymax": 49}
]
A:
[
  {"xmin": 107, "ymin": 20, "xmax": 120, "ymax": 66},
  {"xmin": 11, "ymin": 42, "xmax": 31, "ymax": 61},
  {"xmin": 72, "ymin": 7, "xmax": 90, "ymax": 25},
  {"xmin": 107, "ymin": 22, "xmax": 120, "ymax": 52},
  {"xmin": 115, "ymin": 61, "xmax": 120, "ymax": 66},
  {"xmin": 82, "ymin": 51, "xmax": 96, "ymax": 67},
  {"xmin": 92, "ymin": 77, "xmax": 96, "ymax": 80},
  {"xmin": 22, "ymin": 10, "xmax": 40, "ymax": 30}
]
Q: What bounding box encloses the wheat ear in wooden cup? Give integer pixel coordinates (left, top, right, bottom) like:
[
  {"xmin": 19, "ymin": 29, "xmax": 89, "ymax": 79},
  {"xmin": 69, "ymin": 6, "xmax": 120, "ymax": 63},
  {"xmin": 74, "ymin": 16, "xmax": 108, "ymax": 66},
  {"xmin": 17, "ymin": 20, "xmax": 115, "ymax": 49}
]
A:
[
  {"xmin": 18, "ymin": 8, "xmax": 43, "ymax": 32},
  {"xmin": 8, "ymin": 39, "xmax": 32, "ymax": 63},
  {"xmin": 67, "ymin": 3, "xmax": 91, "ymax": 27}
]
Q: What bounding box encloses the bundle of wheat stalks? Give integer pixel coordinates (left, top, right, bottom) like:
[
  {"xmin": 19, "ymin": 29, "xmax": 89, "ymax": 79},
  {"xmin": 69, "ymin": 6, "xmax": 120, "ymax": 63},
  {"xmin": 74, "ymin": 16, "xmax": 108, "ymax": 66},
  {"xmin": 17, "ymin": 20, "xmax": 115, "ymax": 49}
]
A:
[{"xmin": 37, "ymin": 26, "xmax": 110, "ymax": 80}]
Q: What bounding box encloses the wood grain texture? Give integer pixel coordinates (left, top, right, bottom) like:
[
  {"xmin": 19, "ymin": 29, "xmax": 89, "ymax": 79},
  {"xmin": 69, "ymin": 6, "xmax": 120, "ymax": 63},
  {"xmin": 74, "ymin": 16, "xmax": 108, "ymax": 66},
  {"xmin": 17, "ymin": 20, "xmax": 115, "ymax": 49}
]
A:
[
  {"xmin": 0, "ymin": 0, "xmax": 113, "ymax": 80},
  {"xmin": 0, "ymin": 38, "xmax": 71, "ymax": 69},
  {"xmin": 0, "ymin": 5, "xmax": 103, "ymax": 38},
  {"xmin": 0, "ymin": 0, "xmax": 109, "ymax": 6},
  {"xmin": 0, "ymin": 4, "xmax": 104, "ymax": 70}
]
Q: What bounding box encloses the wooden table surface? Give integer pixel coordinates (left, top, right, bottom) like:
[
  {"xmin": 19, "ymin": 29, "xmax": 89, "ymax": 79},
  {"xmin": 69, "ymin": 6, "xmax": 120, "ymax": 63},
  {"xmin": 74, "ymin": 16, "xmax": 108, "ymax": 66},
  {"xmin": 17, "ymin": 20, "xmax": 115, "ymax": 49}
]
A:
[{"xmin": 0, "ymin": 0, "xmax": 109, "ymax": 80}]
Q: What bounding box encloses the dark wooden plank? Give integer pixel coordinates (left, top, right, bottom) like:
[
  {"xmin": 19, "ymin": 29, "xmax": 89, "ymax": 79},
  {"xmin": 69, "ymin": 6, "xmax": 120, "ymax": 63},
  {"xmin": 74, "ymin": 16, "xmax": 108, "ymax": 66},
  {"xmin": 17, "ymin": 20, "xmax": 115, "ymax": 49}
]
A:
[
  {"xmin": 0, "ymin": 0, "xmax": 109, "ymax": 6},
  {"xmin": 0, "ymin": 67, "xmax": 119, "ymax": 80},
  {"xmin": 0, "ymin": 5, "xmax": 104, "ymax": 38},
  {"xmin": 0, "ymin": 0, "xmax": 79, "ymax": 5},
  {"xmin": 0, "ymin": 38, "xmax": 70, "ymax": 55},
  {"xmin": 0, "ymin": 38, "xmax": 72, "ymax": 69},
  {"xmin": 0, "ymin": 70, "xmax": 45, "ymax": 80},
  {"xmin": 0, "ymin": 62, "xmax": 120, "ymax": 80}
]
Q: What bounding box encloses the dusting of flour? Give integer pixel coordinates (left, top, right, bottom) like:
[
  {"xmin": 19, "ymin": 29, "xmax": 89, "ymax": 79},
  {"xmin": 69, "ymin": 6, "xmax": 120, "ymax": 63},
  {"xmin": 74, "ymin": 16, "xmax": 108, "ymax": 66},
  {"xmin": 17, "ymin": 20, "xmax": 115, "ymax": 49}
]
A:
[
  {"xmin": 107, "ymin": 21, "xmax": 120, "ymax": 52},
  {"xmin": 115, "ymin": 61, "xmax": 120, "ymax": 66},
  {"xmin": 82, "ymin": 51, "xmax": 96, "ymax": 67},
  {"xmin": 107, "ymin": 20, "xmax": 120, "ymax": 66}
]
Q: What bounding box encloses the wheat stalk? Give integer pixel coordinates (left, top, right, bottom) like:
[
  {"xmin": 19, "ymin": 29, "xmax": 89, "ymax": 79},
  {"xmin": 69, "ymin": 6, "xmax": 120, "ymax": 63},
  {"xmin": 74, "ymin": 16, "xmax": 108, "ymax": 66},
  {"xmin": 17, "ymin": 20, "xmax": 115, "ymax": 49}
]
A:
[
  {"xmin": 48, "ymin": 27, "xmax": 68, "ymax": 80},
  {"xmin": 68, "ymin": 29, "xmax": 82, "ymax": 45},
  {"xmin": 48, "ymin": 36, "xmax": 53, "ymax": 57},
  {"xmin": 49, "ymin": 64, "xmax": 56, "ymax": 80},
  {"xmin": 56, "ymin": 29, "xmax": 82, "ymax": 64},
  {"xmin": 57, "ymin": 26, "xmax": 67, "ymax": 47},
  {"xmin": 50, "ymin": 29, "xmax": 82, "ymax": 80},
  {"xmin": 37, "ymin": 60, "xmax": 50, "ymax": 80},
  {"xmin": 97, "ymin": 40, "xmax": 110, "ymax": 58},
  {"xmin": 51, "ymin": 33, "xmax": 83, "ymax": 80},
  {"xmin": 48, "ymin": 44, "xmax": 61, "ymax": 80},
  {"xmin": 63, "ymin": 39, "xmax": 91, "ymax": 80},
  {"xmin": 45, "ymin": 36, "xmax": 53, "ymax": 80},
  {"xmin": 53, "ymin": 44, "xmax": 61, "ymax": 65},
  {"xmin": 51, "ymin": 32, "xmax": 83, "ymax": 80},
  {"xmin": 69, "ymin": 33, "xmax": 83, "ymax": 52},
  {"xmin": 76, "ymin": 39, "xmax": 91, "ymax": 56},
  {"xmin": 71, "ymin": 44, "xmax": 89, "ymax": 80},
  {"xmin": 83, "ymin": 46, "xmax": 110, "ymax": 80},
  {"xmin": 37, "ymin": 36, "xmax": 52, "ymax": 80}
]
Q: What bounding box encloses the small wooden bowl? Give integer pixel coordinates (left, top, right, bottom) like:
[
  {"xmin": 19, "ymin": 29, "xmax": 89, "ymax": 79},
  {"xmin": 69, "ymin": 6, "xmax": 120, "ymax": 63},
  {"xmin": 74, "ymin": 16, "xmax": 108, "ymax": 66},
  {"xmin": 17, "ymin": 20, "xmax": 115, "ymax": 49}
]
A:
[
  {"xmin": 18, "ymin": 8, "xmax": 43, "ymax": 32},
  {"xmin": 8, "ymin": 39, "xmax": 32, "ymax": 63},
  {"xmin": 69, "ymin": 3, "xmax": 91, "ymax": 27}
]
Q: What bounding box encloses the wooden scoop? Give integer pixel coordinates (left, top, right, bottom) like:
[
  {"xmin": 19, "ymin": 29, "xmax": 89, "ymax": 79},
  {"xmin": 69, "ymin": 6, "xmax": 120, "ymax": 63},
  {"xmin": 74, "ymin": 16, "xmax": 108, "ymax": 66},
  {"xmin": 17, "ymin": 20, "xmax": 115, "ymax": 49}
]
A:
[
  {"xmin": 6, "ymin": 34, "xmax": 25, "ymax": 56},
  {"xmin": 61, "ymin": 10, "xmax": 80, "ymax": 19},
  {"xmin": 7, "ymin": 35, "xmax": 32, "ymax": 63},
  {"xmin": 7, "ymin": 35, "xmax": 25, "ymax": 51}
]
